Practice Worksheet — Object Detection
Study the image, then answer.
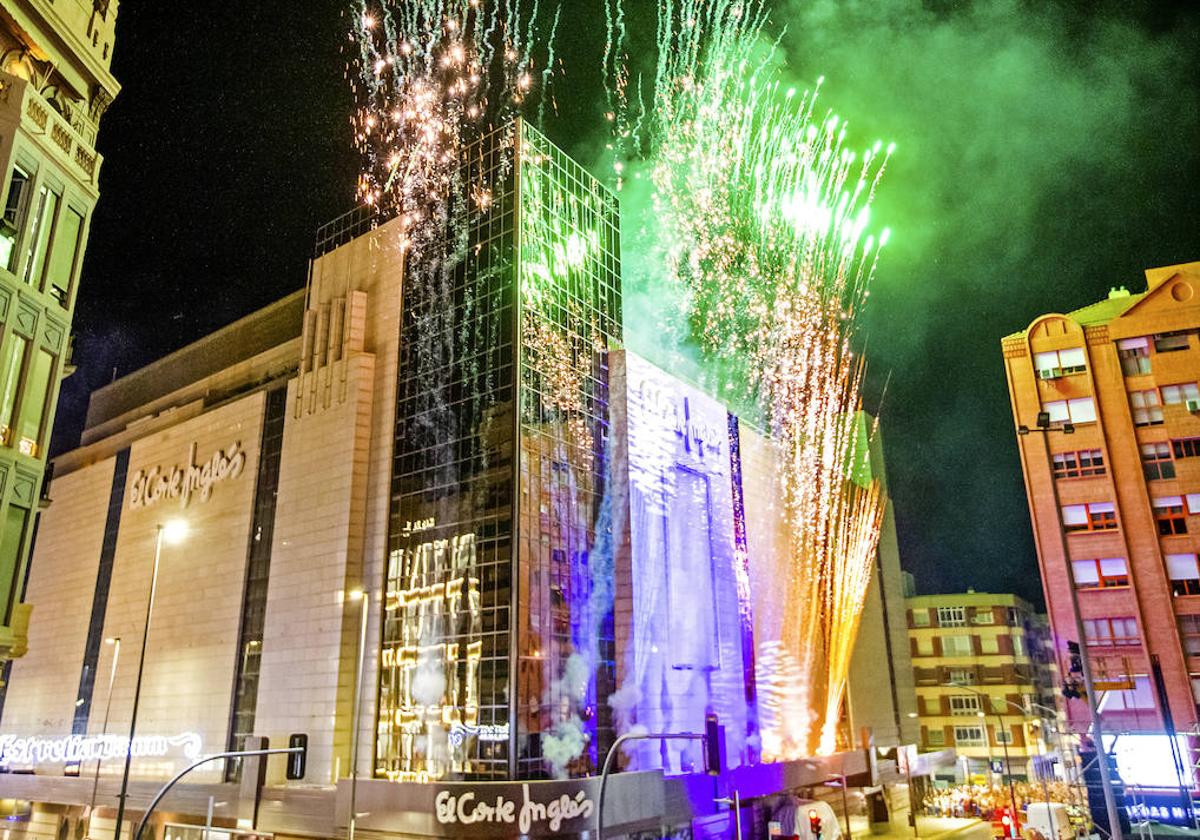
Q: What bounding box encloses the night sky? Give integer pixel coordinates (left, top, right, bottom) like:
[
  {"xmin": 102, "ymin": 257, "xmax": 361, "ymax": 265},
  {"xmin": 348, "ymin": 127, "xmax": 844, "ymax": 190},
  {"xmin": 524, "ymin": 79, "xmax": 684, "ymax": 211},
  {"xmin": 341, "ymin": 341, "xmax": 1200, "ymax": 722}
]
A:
[{"xmin": 54, "ymin": 0, "xmax": 1200, "ymax": 607}]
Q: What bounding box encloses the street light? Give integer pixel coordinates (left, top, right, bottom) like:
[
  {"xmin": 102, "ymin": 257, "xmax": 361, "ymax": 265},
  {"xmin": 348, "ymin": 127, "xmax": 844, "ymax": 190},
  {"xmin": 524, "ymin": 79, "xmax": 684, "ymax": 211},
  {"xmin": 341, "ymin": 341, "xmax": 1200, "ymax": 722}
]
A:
[
  {"xmin": 86, "ymin": 636, "xmax": 121, "ymax": 840},
  {"xmin": 113, "ymin": 520, "xmax": 188, "ymax": 840},
  {"xmin": 347, "ymin": 588, "xmax": 369, "ymax": 840},
  {"xmin": 1013, "ymin": 415, "xmax": 1124, "ymax": 840},
  {"xmin": 945, "ymin": 682, "xmax": 1019, "ymax": 830}
]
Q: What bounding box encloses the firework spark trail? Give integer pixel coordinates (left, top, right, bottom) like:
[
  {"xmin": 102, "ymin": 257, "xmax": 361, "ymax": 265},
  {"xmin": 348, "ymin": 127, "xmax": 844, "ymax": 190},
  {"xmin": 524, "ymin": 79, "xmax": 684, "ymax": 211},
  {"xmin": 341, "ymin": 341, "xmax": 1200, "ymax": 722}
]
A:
[
  {"xmin": 608, "ymin": 0, "xmax": 891, "ymax": 757},
  {"xmin": 349, "ymin": 0, "xmax": 552, "ymax": 252}
]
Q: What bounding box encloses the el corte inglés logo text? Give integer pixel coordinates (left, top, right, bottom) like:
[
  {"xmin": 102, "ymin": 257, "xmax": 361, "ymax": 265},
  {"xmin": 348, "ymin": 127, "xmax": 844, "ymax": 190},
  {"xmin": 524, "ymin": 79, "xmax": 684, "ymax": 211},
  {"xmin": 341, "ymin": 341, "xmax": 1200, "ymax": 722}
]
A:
[{"xmin": 129, "ymin": 441, "xmax": 246, "ymax": 509}]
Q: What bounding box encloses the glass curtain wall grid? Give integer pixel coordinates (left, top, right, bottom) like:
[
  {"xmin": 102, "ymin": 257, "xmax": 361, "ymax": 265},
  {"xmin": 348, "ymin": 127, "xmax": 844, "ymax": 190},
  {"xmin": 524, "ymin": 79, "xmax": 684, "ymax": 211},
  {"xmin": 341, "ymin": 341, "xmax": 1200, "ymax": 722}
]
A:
[
  {"xmin": 224, "ymin": 386, "xmax": 287, "ymax": 781},
  {"xmin": 377, "ymin": 120, "xmax": 622, "ymax": 782}
]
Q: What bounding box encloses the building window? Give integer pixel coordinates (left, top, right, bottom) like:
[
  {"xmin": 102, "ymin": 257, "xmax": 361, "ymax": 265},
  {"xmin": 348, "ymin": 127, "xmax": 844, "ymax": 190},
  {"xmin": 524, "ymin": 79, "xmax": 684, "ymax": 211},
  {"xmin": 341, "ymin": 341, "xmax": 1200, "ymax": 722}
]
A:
[
  {"xmin": 950, "ymin": 695, "xmax": 982, "ymax": 716},
  {"xmin": 1102, "ymin": 676, "xmax": 1156, "ymax": 710},
  {"xmin": 927, "ymin": 729, "xmax": 945, "ymax": 747},
  {"xmin": 973, "ymin": 609, "xmax": 994, "ymax": 625},
  {"xmin": 1012, "ymin": 634, "xmax": 1026, "ymax": 656},
  {"xmin": 942, "ymin": 635, "xmax": 974, "ymax": 656},
  {"xmin": 0, "ymin": 167, "xmax": 30, "ymax": 273},
  {"xmin": 0, "ymin": 336, "xmax": 29, "ymax": 446},
  {"xmin": 1053, "ymin": 449, "xmax": 1106, "ymax": 479},
  {"xmin": 1130, "ymin": 390, "xmax": 1164, "ymax": 427},
  {"xmin": 1191, "ymin": 676, "xmax": 1200, "ymax": 706},
  {"xmin": 22, "ymin": 185, "xmax": 59, "ymax": 288},
  {"xmin": 938, "ymin": 606, "xmax": 966, "ymax": 627},
  {"xmin": 911, "ymin": 609, "xmax": 930, "ymax": 627},
  {"xmin": 1061, "ymin": 502, "xmax": 1117, "ymax": 532},
  {"xmin": 1153, "ymin": 497, "xmax": 1188, "ymax": 536},
  {"xmin": 948, "ymin": 667, "xmax": 977, "ymax": 685},
  {"xmin": 15, "ymin": 349, "xmax": 54, "ymax": 457},
  {"xmin": 994, "ymin": 728, "xmax": 1014, "ymax": 745},
  {"xmin": 1035, "ymin": 347, "xmax": 1087, "ymax": 379},
  {"xmin": 1045, "ymin": 397, "xmax": 1097, "ymax": 425},
  {"xmin": 915, "ymin": 636, "xmax": 934, "ymax": 656},
  {"xmin": 1119, "ymin": 338, "xmax": 1152, "ymax": 376},
  {"xmin": 1154, "ymin": 332, "xmax": 1192, "ymax": 353},
  {"xmin": 1162, "ymin": 383, "xmax": 1200, "ymax": 407},
  {"xmin": 980, "ymin": 635, "xmax": 1000, "ymax": 655},
  {"xmin": 1167, "ymin": 553, "xmax": 1200, "ymax": 596},
  {"xmin": 45, "ymin": 206, "xmax": 83, "ymax": 307},
  {"xmin": 1174, "ymin": 438, "xmax": 1200, "ymax": 459},
  {"xmin": 1083, "ymin": 617, "xmax": 1139, "ymax": 647},
  {"xmin": 1142, "ymin": 443, "xmax": 1176, "ymax": 480},
  {"xmin": 954, "ymin": 726, "xmax": 987, "ymax": 747},
  {"xmin": 0, "ymin": 502, "xmax": 30, "ymax": 623},
  {"xmin": 1072, "ymin": 557, "xmax": 1129, "ymax": 589},
  {"xmin": 1178, "ymin": 616, "xmax": 1200, "ymax": 656},
  {"xmin": 1188, "ymin": 494, "xmax": 1200, "ymax": 515}
]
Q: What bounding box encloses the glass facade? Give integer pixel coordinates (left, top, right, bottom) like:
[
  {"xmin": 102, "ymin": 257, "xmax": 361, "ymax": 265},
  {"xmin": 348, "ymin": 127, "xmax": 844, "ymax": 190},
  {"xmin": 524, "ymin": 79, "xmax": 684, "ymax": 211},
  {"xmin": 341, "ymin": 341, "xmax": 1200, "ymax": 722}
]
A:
[
  {"xmin": 225, "ymin": 386, "xmax": 287, "ymax": 780},
  {"xmin": 376, "ymin": 121, "xmax": 621, "ymax": 781}
]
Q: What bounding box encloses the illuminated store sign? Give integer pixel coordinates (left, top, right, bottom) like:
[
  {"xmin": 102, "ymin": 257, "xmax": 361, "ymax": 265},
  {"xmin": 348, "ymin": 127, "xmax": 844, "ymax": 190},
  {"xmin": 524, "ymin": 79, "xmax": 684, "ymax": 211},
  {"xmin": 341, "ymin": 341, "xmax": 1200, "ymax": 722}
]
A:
[
  {"xmin": 0, "ymin": 732, "xmax": 202, "ymax": 765},
  {"xmin": 448, "ymin": 723, "xmax": 508, "ymax": 746},
  {"xmin": 129, "ymin": 441, "xmax": 246, "ymax": 509},
  {"xmin": 434, "ymin": 784, "xmax": 593, "ymax": 833}
]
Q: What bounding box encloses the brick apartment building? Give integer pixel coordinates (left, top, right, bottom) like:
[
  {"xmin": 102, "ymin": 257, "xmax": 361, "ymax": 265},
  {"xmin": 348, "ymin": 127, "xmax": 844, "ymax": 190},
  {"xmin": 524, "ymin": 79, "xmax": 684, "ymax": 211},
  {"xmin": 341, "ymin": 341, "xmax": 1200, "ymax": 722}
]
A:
[
  {"xmin": 907, "ymin": 591, "xmax": 1063, "ymax": 781},
  {"xmin": 1002, "ymin": 261, "xmax": 1200, "ymax": 748}
]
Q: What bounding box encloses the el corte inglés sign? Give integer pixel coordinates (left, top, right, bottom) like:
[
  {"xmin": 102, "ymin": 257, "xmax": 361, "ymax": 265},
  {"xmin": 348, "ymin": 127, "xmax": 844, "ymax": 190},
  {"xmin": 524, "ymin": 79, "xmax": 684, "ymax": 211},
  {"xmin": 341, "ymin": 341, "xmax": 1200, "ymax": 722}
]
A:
[{"xmin": 129, "ymin": 441, "xmax": 246, "ymax": 510}]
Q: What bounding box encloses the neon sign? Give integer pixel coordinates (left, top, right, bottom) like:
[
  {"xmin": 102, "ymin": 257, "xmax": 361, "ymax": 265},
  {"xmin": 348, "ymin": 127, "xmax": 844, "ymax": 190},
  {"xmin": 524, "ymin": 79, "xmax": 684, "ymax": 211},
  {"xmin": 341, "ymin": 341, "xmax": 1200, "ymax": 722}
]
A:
[
  {"xmin": 129, "ymin": 442, "xmax": 246, "ymax": 509},
  {"xmin": 434, "ymin": 784, "xmax": 593, "ymax": 833},
  {"xmin": 0, "ymin": 732, "xmax": 202, "ymax": 765}
]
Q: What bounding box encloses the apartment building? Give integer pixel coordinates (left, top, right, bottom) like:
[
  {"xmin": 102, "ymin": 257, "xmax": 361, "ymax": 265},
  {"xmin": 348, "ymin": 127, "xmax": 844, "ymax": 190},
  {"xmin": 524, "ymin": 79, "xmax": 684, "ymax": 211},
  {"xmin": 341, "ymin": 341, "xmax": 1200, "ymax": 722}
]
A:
[
  {"xmin": 1003, "ymin": 262, "xmax": 1200, "ymax": 745},
  {"xmin": 0, "ymin": 0, "xmax": 120, "ymax": 666},
  {"xmin": 908, "ymin": 591, "xmax": 1063, "ymax": 780}
]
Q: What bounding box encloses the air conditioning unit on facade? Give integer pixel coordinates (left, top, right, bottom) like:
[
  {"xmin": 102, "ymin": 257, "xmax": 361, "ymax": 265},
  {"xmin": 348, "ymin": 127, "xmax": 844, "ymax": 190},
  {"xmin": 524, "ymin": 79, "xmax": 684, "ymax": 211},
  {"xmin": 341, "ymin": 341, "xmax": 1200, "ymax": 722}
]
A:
[
  {"xmin": 1187, "ymin": 398, "xmax": 1200, "ymax": 413},
  {"xmin": 1038, "ymin": 368, "xmax": 1061, "ymax": 380}
]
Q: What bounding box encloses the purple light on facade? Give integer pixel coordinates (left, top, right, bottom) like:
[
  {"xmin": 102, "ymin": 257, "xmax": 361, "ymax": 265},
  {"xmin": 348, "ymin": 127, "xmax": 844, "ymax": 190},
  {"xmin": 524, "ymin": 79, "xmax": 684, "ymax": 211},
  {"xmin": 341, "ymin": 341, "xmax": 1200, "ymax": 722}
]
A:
[{"xmin": 728, "ymin": 412, "xmax": 759, "ymax": 759}]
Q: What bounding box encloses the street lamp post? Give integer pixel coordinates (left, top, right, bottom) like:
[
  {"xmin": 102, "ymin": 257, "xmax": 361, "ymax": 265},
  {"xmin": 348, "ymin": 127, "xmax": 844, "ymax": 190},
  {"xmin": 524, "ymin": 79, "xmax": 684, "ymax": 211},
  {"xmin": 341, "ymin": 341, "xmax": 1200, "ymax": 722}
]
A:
[
  {"xmin": 347, "ymin": 589, "xmax": 369, "ymax": 840},
  {"xmin": 87, "ymin": 636, "xmax": 121, "ymax": 839},
  {"xmin": 1016, "ymin": 413, "xmax": 1124, "ymax": 840},
  {"xmin": 947, "ymin": 682, "xmax": 1019, "ymax": 831},
  {"xmin": 112, "ymin": 520, "xmax": 187, "ymax": 840}
]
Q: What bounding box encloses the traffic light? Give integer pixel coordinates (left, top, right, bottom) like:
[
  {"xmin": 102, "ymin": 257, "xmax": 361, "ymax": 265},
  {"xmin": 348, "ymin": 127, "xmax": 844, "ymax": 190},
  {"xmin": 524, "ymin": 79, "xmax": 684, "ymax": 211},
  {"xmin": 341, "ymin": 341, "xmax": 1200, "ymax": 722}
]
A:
[
  {"xmin": 704, "ymin": 713, "xmax": 723, "ymax": 776},
  {"xmin": 808, "ymin": 808, "xmax": 823, "ymax": 840},
  {"xmin": 287, "ymin": 733, "xmax": 308, "ymax": 780}
]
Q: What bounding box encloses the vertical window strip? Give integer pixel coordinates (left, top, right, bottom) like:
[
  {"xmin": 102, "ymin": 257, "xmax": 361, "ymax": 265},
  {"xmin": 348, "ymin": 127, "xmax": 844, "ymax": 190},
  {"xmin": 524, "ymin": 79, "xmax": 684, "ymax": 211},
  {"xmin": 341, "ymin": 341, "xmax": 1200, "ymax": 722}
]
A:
[
  {"xmin": 224, "ymin": 386, "xmax": 287, "ymax": 780},
  {"xmin": 71, "ymin": 447, "xmax": 130, "ymax": 734}
]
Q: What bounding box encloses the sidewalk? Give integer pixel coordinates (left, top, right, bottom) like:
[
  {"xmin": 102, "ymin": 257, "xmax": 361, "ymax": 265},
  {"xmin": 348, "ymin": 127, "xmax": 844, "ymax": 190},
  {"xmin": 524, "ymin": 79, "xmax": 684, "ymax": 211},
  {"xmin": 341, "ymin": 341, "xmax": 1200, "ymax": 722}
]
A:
[{"xmin": 847, "ymin": 809, "xmax": 985, "ymax": 840}]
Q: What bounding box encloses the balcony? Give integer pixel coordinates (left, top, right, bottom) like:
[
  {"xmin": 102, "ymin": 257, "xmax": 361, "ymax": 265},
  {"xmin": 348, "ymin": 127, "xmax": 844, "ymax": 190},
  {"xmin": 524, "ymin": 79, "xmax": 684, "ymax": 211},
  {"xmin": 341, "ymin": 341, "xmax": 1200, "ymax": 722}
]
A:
[{"xmin": 0, "ymin": 73, "xmax": 102, "ymax": 189}]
